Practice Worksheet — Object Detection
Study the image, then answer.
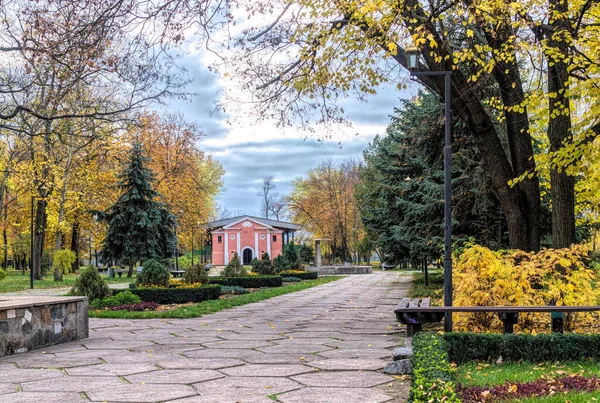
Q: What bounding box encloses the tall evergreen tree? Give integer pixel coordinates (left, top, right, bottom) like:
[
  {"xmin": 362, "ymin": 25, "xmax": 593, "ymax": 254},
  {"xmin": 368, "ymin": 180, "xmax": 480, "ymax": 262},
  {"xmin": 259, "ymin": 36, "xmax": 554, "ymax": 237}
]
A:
[
  {"xmin": 357, "ymin": 92, "xmax": 510, "ymax": 266},
  {"xmin": 100, "ymin": 142, "xmax": 176, "ymax": 277}
]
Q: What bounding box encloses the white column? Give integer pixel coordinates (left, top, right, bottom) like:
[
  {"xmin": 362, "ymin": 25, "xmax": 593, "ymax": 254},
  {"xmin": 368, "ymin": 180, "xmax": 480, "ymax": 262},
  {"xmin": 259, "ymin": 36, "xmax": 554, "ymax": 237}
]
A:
[
  {"xmin": 237, "ymin": 232, "xmax": 240, "ymax": 256},
  {"xmin": 224, "ymin": 234, "xmax": 229, "ymax": 265},
  {"xmin": 267, "ymin": 233, "xmax": 271, "ymax": 256},
  {"xmin": 315, "ymin": 240, "xmax": 322, "ymax": 267},
  {"xmin": 255, "ymin": 233, "xmax": 259, "ymax": 257}
]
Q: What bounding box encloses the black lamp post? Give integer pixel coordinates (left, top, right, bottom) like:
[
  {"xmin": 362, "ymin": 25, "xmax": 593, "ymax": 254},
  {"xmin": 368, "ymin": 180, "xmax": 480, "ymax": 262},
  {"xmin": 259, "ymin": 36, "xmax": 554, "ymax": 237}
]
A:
[
  {"xmin": 406, "ymin": 47, "xmax": 453, "ymax": 332},
  {"xmin": 175, "ymin": 210, "xmax": 183, "ymax": 271},
  {"xmin": 92, "ymin": 212, "xmax": 99, "ymax": 268},
  {"xmin": 30, "ymin": 184, "xmax": 48, "ymax": 289}
]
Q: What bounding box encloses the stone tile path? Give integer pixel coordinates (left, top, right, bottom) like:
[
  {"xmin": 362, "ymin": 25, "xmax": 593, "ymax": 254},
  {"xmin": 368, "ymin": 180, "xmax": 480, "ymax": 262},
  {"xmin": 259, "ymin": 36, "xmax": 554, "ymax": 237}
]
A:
[{"xmin": 0, "ymin": 272, "xmax": 411, "ymax": 402}]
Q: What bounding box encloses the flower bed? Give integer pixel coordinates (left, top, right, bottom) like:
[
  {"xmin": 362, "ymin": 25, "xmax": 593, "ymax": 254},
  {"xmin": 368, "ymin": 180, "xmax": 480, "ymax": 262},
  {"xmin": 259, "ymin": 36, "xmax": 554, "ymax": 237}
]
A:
[{"xmin": 114, "ymin": 285, "xmax": 221, "ymax": 304}]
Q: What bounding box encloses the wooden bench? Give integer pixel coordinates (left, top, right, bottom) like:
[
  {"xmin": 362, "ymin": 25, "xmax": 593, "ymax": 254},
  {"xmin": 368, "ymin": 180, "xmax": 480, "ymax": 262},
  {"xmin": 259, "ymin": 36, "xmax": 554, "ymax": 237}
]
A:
[{"xmin": 395, "ymin": 298, "xmax": 600, "ymax": 336}]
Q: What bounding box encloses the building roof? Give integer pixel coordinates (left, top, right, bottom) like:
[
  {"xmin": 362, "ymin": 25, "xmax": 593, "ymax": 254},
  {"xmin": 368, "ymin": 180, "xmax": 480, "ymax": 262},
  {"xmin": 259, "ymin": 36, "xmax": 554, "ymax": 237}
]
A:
[{"xmin": 207, "ymin": 215, "xmax": 302, "ymax": 231}]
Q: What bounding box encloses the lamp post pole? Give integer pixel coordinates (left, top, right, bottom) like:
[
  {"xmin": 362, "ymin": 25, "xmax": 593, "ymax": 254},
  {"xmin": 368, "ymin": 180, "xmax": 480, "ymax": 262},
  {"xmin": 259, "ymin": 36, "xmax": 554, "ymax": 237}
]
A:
[
  {"xmin": 406, "ymin": 48, "xmax": 453, "ymax": 332},
  {"xmin": 30, "ymin": 185, "xmax": 48, "ymax": 289},
  {"xmin": 191, "ymin": 225, "xmax": 194, "ymax": 268},
  {"xmin": 175, "ymin": 211, "xmax": 183, "ymax": 271}
]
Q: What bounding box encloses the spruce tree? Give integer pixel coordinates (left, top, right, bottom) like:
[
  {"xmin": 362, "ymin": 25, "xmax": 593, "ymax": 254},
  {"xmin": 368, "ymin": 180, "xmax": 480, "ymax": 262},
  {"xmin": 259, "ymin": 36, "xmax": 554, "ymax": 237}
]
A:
[{"xmin": 100, "ymin": 142, "xmax": 176, "ymax": 277}]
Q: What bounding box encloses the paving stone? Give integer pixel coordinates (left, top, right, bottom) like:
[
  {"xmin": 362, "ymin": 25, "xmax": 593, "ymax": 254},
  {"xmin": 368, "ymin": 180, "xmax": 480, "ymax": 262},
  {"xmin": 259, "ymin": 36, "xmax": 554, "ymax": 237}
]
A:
[
  {"xmin": 0, "ymin": 392, "xmax": 87, "ymax": 403},
  {"xmin": 316, "ymin": 348, "xmax": 393, "ymax": 360},
  {"xmin": 21, "ymin": 376, "xmax": 123, "ymax": 392},
  {"xmin": 243, "ymin": 353, "xmax": 320, "ymax": 365},
  {"xmin": 0, "ymin": 368, "xmax": 64, "ymax": 383},
  {"xmin": 193, "ymin": 376, "xmax": 302, "ymax": 395},
  {"xmin": 383, "ymin": 359, "xmax": 412, "ymax": 375},
  {"xmin": 201, "ymin": 340, "xmax": 275, "ymax": 349},
  {"xmin": 86, "ymin": 383, "xmax": 197, "ymax": 402},
  {"xmin": 291, "ymin": 371, "xmax": 393, "ymax": 388},
  {"xmin": 278, "ymin": 387, "xmax": 394, "ymax": 403},
  {"xmin": 220, "ymin": 364, "xmax": 316, "ymax": 377},
  {"xmin": 125, "ymin": 369, "xmax": 224, "ymax": 384},
  {"xmin": 156, "ymin": 358, "xmax": 245, "ymax": 370},
  {"xmin": 307, "ymin": 358, "xmax": 388, "ymax": 371},
  {"xmin": 0, "ymin": 384, "xmax": 16, "ymax": 395},
  {"xmin": 66, "ymin": 363, "xmax": 159, "ymax": 376}
]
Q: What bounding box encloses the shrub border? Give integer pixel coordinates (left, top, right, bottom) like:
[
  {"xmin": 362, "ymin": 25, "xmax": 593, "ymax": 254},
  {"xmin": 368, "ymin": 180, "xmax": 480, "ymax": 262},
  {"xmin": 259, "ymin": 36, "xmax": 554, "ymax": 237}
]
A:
[
  {"xmin": 278, "ymin": 271, "xmax": 318, "ymax": 280},
  {"xmin": 115, "ymin": 285, "xmax": 221, "ymax": 304},
  {"xmin": 209, "ymin": 275, "xmax": 283, "ymax": 288}
]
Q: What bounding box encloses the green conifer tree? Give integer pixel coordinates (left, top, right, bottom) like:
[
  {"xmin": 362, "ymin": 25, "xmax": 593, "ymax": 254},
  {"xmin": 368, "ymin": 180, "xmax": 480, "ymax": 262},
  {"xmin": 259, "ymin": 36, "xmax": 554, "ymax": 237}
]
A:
[{"xmin": 100, "ymin": 142, "xmax": 176, "ymax": 277}]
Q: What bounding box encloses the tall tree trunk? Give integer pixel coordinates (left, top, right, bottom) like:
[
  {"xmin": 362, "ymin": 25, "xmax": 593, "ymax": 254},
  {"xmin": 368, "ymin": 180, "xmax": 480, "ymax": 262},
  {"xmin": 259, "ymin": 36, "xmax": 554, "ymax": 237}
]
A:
[
  {"xmin": 547, "ymin": 0, "xmax": 575, "ymax": 248},
  {"xmin": 70, "ymin": 222, "xmax": 80, "ymax": 272},
  {"xmin": 33, "ymin": 199, "xmax": 48, "ymax": 280},
  {"xmin": 127, "ymin": 262, "xmax": 134, "ymax": 278},
  {"xmin": 2, "ymin": 187, "xmax": 7, "ymax": 270}
]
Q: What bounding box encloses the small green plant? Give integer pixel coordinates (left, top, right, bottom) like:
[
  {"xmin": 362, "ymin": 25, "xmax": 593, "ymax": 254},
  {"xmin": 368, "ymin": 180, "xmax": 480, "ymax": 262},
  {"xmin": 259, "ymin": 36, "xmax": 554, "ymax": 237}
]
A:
[
  {"xmin": 69, "ymin": 265, "xmax": 112, "ymax": 301},
  {"xmin": 273, "ymin": 254, "xmax": 286, "ymax": 272},
  {"xmin": 137, "ymin": 259, "xmax": 170, "ymax": 287},
  {"xmin": 90, "ymin": 290, "xmax": 141, "ymax": 309},
  {"xmin": 0, "ymin": 267, "xmax": 6, "ymax": 281},
  {"xmin": 183, "ymin": 263, "xmax": 209, "ymax": 284},
  {"xmin": 52, "ymin": 249, "xmax": 77, "ymax": 281},
  {"xmin": 220, "ymin": 285, "xmax": 249, "ymax": 295},
  {"xmin": 222, "ymin": 252, "xmax": 247, "ymax": 277}
]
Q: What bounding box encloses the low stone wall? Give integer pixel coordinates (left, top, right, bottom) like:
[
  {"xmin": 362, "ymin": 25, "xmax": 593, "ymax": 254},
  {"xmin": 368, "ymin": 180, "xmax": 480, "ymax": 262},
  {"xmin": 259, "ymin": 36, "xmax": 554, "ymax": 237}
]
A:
[
  {"xmin": 0, "ymin": 296, "xmax": 88, "ymax": 357},
  {"xmin": 310, "ymin": 265, "xmax": 373, "ymax": 275}
]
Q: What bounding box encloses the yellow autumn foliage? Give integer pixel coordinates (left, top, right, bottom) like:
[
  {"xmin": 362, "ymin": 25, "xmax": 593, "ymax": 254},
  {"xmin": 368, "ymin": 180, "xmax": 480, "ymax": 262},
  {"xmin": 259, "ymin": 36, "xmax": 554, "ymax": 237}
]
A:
[{"xmin": 453, "ymin": 244, "xmax": 600, "ymax": 333}]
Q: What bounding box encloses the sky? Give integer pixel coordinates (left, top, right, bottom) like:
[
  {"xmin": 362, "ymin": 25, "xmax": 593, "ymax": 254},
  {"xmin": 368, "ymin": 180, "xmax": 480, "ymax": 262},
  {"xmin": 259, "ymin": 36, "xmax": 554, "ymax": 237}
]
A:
[{"xmin": 163, "ymin": 49, "xmax": 415, "ymax": 217}]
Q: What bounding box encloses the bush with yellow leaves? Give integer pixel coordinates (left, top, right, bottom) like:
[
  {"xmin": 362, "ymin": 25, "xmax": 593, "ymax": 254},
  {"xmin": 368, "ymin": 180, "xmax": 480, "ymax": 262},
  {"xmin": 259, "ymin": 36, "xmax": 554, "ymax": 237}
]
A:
[{"xmin": 453, "ymin": 244, "xmax": 600, "ymax": 333}]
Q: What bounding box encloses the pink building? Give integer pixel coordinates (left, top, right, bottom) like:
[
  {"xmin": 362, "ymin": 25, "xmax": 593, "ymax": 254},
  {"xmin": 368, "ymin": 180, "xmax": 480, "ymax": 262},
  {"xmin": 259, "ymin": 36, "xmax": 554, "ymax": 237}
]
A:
[{"xmin": 207, "ymin": 215, "xmax": 302, "ymax": 266}]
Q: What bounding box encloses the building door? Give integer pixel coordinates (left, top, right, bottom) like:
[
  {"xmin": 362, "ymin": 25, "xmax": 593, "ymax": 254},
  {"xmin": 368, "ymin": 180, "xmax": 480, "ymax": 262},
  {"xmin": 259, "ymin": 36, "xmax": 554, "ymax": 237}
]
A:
[{"xmin": 242, "ymin": 249, "xmax": 253, "ymax": 265}]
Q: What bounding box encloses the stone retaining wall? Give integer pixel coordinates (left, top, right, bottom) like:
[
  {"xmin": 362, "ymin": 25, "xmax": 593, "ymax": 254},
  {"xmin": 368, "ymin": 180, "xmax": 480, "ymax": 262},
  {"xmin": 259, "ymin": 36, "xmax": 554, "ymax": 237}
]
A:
[
  {"xmin": 0, "ymin": 296, "xmax": 88, "ymax": 356},
  {"xmin": 310, "ymin": 265, "xmax": 373, "ymax": 275}
]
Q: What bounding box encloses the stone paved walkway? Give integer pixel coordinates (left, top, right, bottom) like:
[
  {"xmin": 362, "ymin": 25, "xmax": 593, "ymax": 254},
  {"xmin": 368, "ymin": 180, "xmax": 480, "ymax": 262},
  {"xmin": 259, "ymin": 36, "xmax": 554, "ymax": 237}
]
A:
[{"xmin": 0, "ymin": 272, "xmax": 410, "ymax": 403}]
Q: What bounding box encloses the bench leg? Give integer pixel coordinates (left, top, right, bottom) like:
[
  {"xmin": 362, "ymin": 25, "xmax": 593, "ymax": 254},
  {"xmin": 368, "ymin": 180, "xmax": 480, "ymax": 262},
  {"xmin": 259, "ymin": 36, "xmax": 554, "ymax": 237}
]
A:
[
  {"xmin": 498, "ymin": 312, "xmax": 519, "ymax": 334},
  {"xmin": 407, "ymin": 323, "xmax": 422, "ymax": 337},
  {"xmin": 552, "ymin": 315, "xmax": 564, "ymax": 333}
]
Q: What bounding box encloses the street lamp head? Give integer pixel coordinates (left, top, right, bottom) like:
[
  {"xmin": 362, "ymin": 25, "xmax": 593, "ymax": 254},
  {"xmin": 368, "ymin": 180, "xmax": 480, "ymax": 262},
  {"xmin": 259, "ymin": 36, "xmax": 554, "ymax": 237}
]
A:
[
  {"xmin": 406, "ymin": 47, "xmax": 421, "ymax": 71},
  {"xmin": 178, "ymin": 210, "xmax": 184, "ymax": 217},
  {"xmin": 39, "ymin": 185, "xmax": 48, "ymax": 198}
]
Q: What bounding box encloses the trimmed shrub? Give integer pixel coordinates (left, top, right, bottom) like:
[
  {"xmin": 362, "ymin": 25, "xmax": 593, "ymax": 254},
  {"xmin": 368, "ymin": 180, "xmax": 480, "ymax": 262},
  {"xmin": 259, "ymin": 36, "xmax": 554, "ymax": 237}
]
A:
[
  {"xmin": 115, "ymin": 285, "xmax": 221, "ymax": 304},
  {"xmin": 183, "ymin": 263, "xmax": 209, "ymax": 284},
  {"xmin": 251, "ymin": 252, "xmax": 276, "ymax": 275},
  {"xmin": 137, "ymin": 259, "xmax": 170, "ymax": 287},
  {"xmin": 220, "ymin": 285, "xmax": 249, "ymax": 295},
  {"xmin": 279, "ymin": 270, "xmax": 318, "ymax": 280},
  {"xmin": 444, "ymin": 332, "xmax": 600, "ymax": 364},
  {"xmin": 222, "ymin": 252, "xmax": 247, "ymax": 277},
  {"xmin": 69, "ymin": 265, "xmax": 111, "ymax": 301},
  {"xmin": 90, "ymin": 290, "xmax": 141, "ymax": 309},
  {"xmin": 210, "ymin": 275, "xmax": 283, "ymax": 288},
  {"xmin": 410, "ymin": 332, "xmax": 460, "ymax": 403},
  {"xmin": 273, "ymin": 255, "xmax": 286, "ymax": 272},
  {"xmin": 282, "ymin": 277, "xmax": 302, "ymax": 282}
]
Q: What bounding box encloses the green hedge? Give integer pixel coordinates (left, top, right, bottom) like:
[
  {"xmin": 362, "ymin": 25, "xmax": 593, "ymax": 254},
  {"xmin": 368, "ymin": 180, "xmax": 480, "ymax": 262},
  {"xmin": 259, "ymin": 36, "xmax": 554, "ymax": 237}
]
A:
[
  {"xmin": 115, "ymin": 285, "xmax": 221, "ymax": 304},
  {"xmin": 410, "ymin": 333, "xmax": 460, "ymax": 403},
  {"xmin": 279, "ymin": 271, "xmax": 318, "ymax": 280},
  {"xmin": 444, "ymin": 332, "xmax": 600, "ymax": 364},
  {"xmin": 209, "ymin": 275, "xmax": 283, "ymax": 288}
]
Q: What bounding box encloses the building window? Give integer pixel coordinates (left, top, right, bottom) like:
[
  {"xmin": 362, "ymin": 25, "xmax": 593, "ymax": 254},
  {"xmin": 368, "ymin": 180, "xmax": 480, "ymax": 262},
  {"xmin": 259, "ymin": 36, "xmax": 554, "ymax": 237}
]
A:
[
  {"xmin": 218, "ymin": 236, "xmax": 222, "ymax": 243},
  {"xmin": 272, "ymin": 235, "xmax": 277, "ymax": 242}
]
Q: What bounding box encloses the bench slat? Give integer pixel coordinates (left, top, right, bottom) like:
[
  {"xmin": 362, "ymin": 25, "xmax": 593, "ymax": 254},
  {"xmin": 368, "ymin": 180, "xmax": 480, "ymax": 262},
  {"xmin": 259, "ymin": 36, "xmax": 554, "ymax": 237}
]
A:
[
  {"xmin": 408, "ymin": 299, "xmax": 420, "ymax": 308},
  {"xmin": 395, "ymin": 305, "xmax": 600, "ymax": 313},
  {"xmin": 398, "ymin": 298, "xmax": 410, "ymax": 308},
  {"xmin": 420, "ymin": 298, "xmax": 431, "ymax": 308}
]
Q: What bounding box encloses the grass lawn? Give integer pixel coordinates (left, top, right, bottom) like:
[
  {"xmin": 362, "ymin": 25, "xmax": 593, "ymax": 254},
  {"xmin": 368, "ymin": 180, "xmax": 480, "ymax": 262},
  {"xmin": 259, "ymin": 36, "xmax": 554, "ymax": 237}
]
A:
[
  {"xmin": 457, "ymin": 361, "xmax": 600, "ymax": 402},
  {"xmin": 457, "ymin": 361, "xmax": 600, "ymax": 387},
  {"xmin": 90, "ymin": 276, "xmax": 342, "ymax": 319},
  {"xmin": 410, "ymin": 269, "xmax": 443, "ymax": 299},
  {"xmin": 0, "ymin": 269, "xmax": 135, "ymax": 293}
]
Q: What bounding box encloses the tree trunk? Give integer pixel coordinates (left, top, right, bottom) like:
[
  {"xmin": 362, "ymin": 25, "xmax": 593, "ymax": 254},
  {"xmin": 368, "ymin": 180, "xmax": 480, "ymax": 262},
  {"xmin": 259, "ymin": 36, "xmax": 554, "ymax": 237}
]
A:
[
  {"xmin": 2, "ymin": 188, "xmax": 7, "ymax": 270},
  {"xmin": 547, "ymin": 0, "xmax": 575, "ymax": 248},
  {"xmin": 127, "ymin": 262, "xmax": 134, "ymax": 278},
  {"xmin": 33, "ymin": 199, "xmax": 48, "ymax": 280},
  {"xmin": 70, "ymin": 222, "xmax": 80, "ymax": 272}
]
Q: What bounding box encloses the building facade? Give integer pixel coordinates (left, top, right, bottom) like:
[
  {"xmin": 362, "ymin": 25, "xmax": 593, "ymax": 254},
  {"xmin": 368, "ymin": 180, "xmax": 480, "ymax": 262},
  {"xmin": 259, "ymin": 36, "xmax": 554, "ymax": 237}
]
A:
[{"xmin": 207, "ymin": 216, "xmax": 302, "ymax": 266}]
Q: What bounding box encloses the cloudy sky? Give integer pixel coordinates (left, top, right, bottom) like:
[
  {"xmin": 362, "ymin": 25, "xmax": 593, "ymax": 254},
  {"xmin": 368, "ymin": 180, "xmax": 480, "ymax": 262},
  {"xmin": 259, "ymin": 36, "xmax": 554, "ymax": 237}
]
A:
[{"xmin": 164, "ymin": 50, "xmax": 415, "ymax": 217}]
